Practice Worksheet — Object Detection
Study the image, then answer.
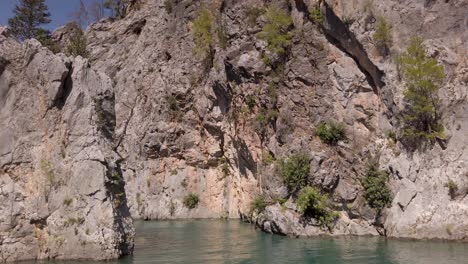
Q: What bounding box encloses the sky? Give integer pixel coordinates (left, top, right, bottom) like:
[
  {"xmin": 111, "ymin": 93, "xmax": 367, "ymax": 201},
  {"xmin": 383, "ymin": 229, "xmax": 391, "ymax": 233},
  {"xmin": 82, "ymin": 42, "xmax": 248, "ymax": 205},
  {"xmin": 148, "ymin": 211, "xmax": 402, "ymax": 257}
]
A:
[{"xmin": 0, "ymin": 0, "xmax": 98, "ymax": 31}]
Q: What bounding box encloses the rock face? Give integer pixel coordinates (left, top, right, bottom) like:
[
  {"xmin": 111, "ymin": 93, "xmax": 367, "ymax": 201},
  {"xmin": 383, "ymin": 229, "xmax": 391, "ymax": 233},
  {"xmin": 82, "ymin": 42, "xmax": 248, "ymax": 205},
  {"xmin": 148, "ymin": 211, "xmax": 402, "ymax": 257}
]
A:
[
  {"xmin": 0, "ymin": 0, "xmax": 467, "ymax": 261},
  {"xmin": 0, "ymin": 27, "xmax": 133, "ymax": 262}
]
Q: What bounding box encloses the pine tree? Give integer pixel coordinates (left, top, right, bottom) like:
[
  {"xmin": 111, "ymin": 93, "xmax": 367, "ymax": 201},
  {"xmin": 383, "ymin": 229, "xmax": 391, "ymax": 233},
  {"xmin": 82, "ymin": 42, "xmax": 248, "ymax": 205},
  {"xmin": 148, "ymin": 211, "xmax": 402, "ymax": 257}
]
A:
[
  {"xmin": 373, "ymin": 16, "xmax": 392, "ymax": 56},
  {"xmin": 398, "ymin": 37, "xmax": 445, "ymax": 144},
  {"xmin": 8, "ymin": 0, "xmax": 51, "ymax": 41},
  {"xmin": 257, "ymin": 5, "xmax": 293, "ymax": 57},
  {"xmin": 104, "ymin": 0, "xmax": 128, "ymax": 18}
]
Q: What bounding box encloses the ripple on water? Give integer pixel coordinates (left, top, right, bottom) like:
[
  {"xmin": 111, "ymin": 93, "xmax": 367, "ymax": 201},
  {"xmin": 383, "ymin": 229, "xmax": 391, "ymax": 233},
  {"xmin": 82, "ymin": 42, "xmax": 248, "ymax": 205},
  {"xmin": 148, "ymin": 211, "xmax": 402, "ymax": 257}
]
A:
[{"xmin": 26, "ymin": 220, "xmax": 468, "ymax": 264}]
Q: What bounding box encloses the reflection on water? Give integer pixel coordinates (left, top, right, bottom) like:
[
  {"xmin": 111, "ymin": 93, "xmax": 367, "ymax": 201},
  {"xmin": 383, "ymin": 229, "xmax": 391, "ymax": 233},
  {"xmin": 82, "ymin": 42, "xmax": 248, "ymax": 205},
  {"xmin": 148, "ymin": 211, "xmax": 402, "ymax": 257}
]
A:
[{"xmin": 32, "ymin": 220, "xmax": 468, "ymax": 264}]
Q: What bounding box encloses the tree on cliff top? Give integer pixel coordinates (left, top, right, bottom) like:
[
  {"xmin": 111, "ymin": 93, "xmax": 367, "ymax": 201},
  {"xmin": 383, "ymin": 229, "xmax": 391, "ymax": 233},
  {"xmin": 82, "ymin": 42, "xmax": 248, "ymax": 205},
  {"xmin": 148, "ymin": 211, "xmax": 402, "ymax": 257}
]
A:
[
  {"xmin": 8, "ymin": 0, "xmax": 51, "ymax": 41},
  {"xmin": 104, "ymin": 0, "xmax": 132, "ymax": 18}
]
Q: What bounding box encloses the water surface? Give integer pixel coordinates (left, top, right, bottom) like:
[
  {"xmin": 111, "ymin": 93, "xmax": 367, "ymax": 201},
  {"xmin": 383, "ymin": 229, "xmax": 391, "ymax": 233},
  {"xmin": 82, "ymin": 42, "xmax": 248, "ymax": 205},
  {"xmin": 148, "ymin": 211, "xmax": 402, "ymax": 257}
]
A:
[{"xmin": 36, "ymin": 220, "xmax": 468, "ymax": 264}]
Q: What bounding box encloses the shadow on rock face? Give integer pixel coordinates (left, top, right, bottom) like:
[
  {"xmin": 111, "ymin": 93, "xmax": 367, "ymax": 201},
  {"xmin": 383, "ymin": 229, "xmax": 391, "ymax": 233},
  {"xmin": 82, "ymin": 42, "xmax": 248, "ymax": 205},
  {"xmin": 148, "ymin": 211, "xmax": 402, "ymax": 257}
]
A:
[{"xmin": 233, "ymin": 137, "xmax": 257, "ymax": 177}]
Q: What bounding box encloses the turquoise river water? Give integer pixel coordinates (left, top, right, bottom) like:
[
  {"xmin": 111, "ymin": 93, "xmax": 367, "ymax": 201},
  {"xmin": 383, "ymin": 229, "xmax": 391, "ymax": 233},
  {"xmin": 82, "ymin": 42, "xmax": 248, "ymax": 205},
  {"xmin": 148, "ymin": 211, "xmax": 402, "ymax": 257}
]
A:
[{"xmin": 32, "ymin": 220, "xmax": 468, "ymax": 264}]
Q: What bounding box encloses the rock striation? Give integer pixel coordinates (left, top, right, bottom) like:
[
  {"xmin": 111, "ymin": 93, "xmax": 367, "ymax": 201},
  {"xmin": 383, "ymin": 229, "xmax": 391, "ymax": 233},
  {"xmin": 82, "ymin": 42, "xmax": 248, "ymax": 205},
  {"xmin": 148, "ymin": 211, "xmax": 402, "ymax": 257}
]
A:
[{"xmin": 0, "ymin": 27, "xmax": 133, "ymax": 262}]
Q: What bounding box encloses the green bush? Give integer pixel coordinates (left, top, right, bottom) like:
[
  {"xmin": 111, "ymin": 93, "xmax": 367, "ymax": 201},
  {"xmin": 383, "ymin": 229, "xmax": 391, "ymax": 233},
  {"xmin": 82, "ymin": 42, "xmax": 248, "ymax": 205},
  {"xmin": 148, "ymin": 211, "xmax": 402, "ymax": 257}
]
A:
[
  {"xmin": 255, "ymin": 111, "xmax": 268, "ymax": 128},
  {"xmin": 36, "ymin": 31, "xmax": 61, "ymax": 54},
  {"xmin": 397, "ymin": 37, "xmax": 445, "ymax": 144},
  {"xmin": 246, "ymin": 95, "xmax": 256, "ymax": 109},
  {"xmin": 263, "ymin": 150, "xmax": 275, "ymax": 165},
  {"xmin": 267, "ymin": 82, "xmax": 278, "ymax": 104},
  {"xmin": 63, "ymin": 198, "xmax": 73, "ymax": 206},
  {"xmin": 66, "ymin": 29, "xmax": 89, "ymax": 58},
  {"xmin": 315, "ymin": 121, "xmax": 346, "ymax": 145},
  {"xmin": 277, "ymin": 153, "xmax": 310, "ymax": 193},
  {"xmin": 445, "ymin": 180, "xmax": 458, "ymax": 199},
  {"xmin": 361, "ymin": 163, "xmax": 392, "ymax": 211},
  {"xmin": 385, "ymin": 129, "xmax": 397, "ymax": 142},
  {"xmin": 372, "ymin": 16, "xmax": 392, "ymax": 56},
  {"xmin": 64, "ymin": 217, "xmax": 84, "ymax": 227},
  {"xmin": 249, "ymin": 195, "xmax": 267, "ymax": 215},
  {"xmin": 221, "ymin": 163, "xmax": 229, "ymax": 176},
  {"xmin": 166, "ymin": 95, "xmax": 183, "ymax": 121},
  {"xmin": 166, "ymin": 95, "xmax": 178, "ymax": 111},
  {"xmin": 192, "ymin": 8, "xmax": 214, "ymax": 60},
  {"xmin": 246, "ymin": 7, "xmax": 264, "ymax": 26},
  {"xmin": 257, "ymin": 5, "xmax": 292, "ymax": 57},
  {"xmin": 309, "ymin": 7, "xmax": 322, "ymax": 24},
  {"xmin": 296, "ymin": 186, "xmax": 339, "ymax": 227},
  {"xmin": 183, "ymin": 193, "xmax": 199, "ymax": 209}
]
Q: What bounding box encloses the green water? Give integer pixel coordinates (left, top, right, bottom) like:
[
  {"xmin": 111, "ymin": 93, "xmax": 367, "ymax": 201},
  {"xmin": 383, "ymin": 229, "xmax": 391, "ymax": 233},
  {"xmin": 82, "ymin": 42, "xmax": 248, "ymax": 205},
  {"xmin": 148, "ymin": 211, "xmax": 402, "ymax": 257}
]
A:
[{"xmin": 35, "ymin": 220, "xmax": 468, "ymax": 263}]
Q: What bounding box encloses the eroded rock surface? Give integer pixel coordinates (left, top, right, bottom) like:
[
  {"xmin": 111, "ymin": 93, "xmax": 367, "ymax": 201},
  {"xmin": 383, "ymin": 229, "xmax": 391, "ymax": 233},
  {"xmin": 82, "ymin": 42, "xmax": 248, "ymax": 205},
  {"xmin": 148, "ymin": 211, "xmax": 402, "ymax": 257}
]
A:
[
  {"xmin": 0, "ymin": 28, "xmax": 133, "ymax": 262},
  {"xmin": 0, "ymin": 0, "xmax": 467, "ymax": 261}
]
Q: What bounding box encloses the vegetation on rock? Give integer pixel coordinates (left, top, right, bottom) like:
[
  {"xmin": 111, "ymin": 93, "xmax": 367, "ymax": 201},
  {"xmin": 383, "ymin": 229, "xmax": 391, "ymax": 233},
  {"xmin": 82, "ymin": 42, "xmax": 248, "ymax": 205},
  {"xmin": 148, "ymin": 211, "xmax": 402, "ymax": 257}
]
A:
[
  {"xmin": 309, "ymin": 7, "xmax": 323, "ymax": 24},
  {"xmin": 397, "ymin": 37, "xmax": 445, "ymax": 146},
  {"xmin": 192, "ymin": 8, "xmax": 214, "ymax": 61},
  {"xmin": 257, "ymin": 5, "xmax": 293, "ymax": 58},
  {"xmin": 373, "ymin": 16, "xmax": 392, "ymax": 56},
  {"xmin": 164, "ymin": 0, "xmax": 174, "ymax": 13},
  {"xmin": 445, "ymin": 180, "xmax": 458, "ymax": 200},
  {"xmin": 66, "ymin": 29, "xmax": 89, "ymax": 58},
  {"xmin": 361, "ymin": 163, "xmax": 392, "ymax": 211},
  {"xmin": 104, "ymin": 0, "xmax": 128, "ymax": 18},
  {"xmin": 249, "ymin": 195, "xmax": 267, "ymax": 215},
  {"xmin": 183, "ymin": 193, "xmax": 199, "ymax": 209},
  {"xmin": 315, "ymin": 121, "xmax": 346, "ymax": 145},
  {"xmin": 246, "ymin": 7, "xmax": 264, "ymax": 26},
  {"xmin": 7, "ymin": 0, "xmax": 60, "ymax": 52},
  {"xmin": 277, "ymin": 153, "xmax": 310, "ymax": 193},
  {"xmin": 296, "ymin": 186, "xmax": 339, "ymax": 228},
  {"xmin": 263, "ymin": 151, "xmax": 275, "ymax": 165}
]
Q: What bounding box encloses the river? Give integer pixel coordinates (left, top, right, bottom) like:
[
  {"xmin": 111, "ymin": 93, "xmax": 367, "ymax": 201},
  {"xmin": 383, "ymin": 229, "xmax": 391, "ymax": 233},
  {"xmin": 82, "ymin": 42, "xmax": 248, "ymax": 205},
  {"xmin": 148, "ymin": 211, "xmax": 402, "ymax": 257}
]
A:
[{"xmin": 32, "ymin": 220, "xmax": 468, "ymax": 263}]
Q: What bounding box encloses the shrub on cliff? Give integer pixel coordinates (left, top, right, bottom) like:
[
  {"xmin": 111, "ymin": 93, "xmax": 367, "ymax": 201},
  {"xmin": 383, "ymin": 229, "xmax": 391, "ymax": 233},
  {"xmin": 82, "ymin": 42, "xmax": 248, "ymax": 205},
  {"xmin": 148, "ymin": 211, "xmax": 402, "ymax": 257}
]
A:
[
  {"xmin": 372, "ymin": 16, "xmax": 392, "ymax": 56},
  {"xmin": 104, "ymin": 0, "xmax": 129, "ymax": 18},
  {"xmin": 183, "ymin": 193, "xmax": 199, "ymax": 209},
  {"xmin": 361, "ymin": 163, "xmax": 392, "ymax": 211},
  {"xmin": 192, "ymin": 8, "xmax": 214, "ymax": 61},
  {"xmin": 246, "ymin": 7, "xmax": 264, "ymax": 26},
  {"xmin": 277, "ymin": 153, "xmax": 310, "ymax": 193},
  {"xmin": 257, "ymin": 5, "xmax": 292, "ymax": 58},
  {"xmin": 315, "ymin": 121, "xmax": 346, "ymax": 145},
  {"xmin": 444, "ymin": 180, "xmax": 458, "ymax": 200},
  {"xmin": 309, "ymin": 7, "xmax": 322, "ymax": 24},
  {"xmin": 66, "ymin": 29, "xmax": 89, "ymax": 58},
  {"xmin": 397, "ymin": 37, "xmax": 445, "ymax": 146},
  {"xmin": 296, "ymin": 186, "xmax": 339, "ymax": 228},
  {"xmin": 249, "ymin": 195, "xmax": 267, "ymax": 215}
]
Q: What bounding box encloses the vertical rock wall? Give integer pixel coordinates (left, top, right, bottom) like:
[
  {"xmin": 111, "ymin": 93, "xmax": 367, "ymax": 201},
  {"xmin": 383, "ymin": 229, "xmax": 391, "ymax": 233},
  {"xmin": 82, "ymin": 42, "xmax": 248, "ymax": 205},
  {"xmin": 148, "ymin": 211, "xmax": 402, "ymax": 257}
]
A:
[{"xmin": 0, "ymin": 28, "xmax": 134, "ymax": 262}]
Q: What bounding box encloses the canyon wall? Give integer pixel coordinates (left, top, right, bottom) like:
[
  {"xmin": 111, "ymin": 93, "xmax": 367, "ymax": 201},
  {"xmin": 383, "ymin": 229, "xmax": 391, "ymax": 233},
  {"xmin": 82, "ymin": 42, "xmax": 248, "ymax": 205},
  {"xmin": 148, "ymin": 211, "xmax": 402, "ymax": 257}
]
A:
[{"xmin": 0, "ymin": 0, "xmax": 466, "ymax": 261}]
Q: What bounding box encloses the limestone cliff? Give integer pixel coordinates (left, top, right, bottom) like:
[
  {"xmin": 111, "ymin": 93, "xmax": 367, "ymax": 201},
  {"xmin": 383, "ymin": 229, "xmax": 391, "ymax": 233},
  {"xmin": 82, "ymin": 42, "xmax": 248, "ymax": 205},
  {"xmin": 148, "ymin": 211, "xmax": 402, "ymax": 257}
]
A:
[
  {"xmin": 0, "ymin": 28, "xmax": 133, "ymax": 261},
  {"xmin": 0, "ymin": 0, "xmax": 467, "ymax": 261}
]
